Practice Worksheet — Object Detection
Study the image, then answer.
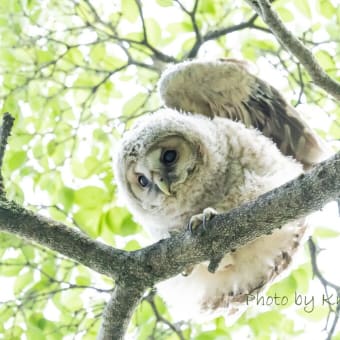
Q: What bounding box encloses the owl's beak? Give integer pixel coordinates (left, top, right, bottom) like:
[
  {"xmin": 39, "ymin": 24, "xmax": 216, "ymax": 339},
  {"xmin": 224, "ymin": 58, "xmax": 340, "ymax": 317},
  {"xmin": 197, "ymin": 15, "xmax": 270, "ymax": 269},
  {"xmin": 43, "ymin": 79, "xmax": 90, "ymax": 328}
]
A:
[{"xmin": 154, "ymin": 173, "xmax": 171, "ymax": 196}]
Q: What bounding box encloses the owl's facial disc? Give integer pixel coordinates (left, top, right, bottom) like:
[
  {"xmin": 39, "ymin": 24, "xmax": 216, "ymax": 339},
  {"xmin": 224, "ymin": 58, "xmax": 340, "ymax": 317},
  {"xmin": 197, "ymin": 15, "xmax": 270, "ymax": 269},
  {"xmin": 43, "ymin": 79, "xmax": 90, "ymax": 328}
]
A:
[{"xmin": 126, "ymin": 135, "xmax": 201, "ymax": 207}]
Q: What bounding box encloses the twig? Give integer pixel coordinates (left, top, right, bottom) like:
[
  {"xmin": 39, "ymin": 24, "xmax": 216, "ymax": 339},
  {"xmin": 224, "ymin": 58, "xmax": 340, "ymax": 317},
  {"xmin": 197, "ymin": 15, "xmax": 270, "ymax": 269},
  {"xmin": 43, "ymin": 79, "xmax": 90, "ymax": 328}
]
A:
[
  {"xmin": 187, "ymin": 13, "xmax": 268, "ymax": 58},
  {"xmin": 0, "ymin": 113, "xmax": 14, "ymax": 196},
  {"xmin": 308, "ymin": 237, "xmax": 340, "ymax": 340},
  {"xmin": 245, "ymin": 0, "xmax": 340, "ymax": 101},
  {"xmin": 308, "ymin": 237, "xmax": 339, "ymax": 291},
  {"xmin": 143, "ymin": 289, "xmax": 185, "ymax": 340}
]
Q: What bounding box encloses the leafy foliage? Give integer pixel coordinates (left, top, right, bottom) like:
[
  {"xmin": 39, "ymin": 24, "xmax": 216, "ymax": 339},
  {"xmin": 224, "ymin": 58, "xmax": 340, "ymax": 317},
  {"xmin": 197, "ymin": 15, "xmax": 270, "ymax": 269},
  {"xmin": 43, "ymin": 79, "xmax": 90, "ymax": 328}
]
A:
[{"xmin": 0, "ymin": 0, "xmax": 339, "ymax": 338}]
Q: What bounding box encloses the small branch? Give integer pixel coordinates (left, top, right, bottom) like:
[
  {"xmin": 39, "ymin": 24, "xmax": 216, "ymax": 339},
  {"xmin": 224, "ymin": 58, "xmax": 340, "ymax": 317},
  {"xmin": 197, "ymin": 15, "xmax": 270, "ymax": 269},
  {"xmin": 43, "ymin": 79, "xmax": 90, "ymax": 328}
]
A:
[
  {"xmin": 134, "ymin": 0, "xmax": 148, "ymax": 43},
  {"xmin": 294, "ymin": 62, "xmax": 305, "ymax": 106},
  {"xmin": 308, "ymin": 237, "xmax": 339, "ymax": 290},
  {"xmin": 98, "ymin": 284, "xmax": 145, "ymax": 340},
  {"xmin": 0, "ymin": 200, "xmax": 128, "ymax": 279},
  {"xmin": 144, "ymin": 289, "xmax": 185, "ymax": 339},
  {"xmin": 187, "ymin": 13, "xmax": 266, "ymax": 58},
  {"xmin": 245, "ymin": 0, "xmax": 340, "ymax": 101},
  {"xmin": 0, "ymin": 113, "xmax": 14, "ymax": 196},
  {"xmin": 205, "ymin": 13, "xmax": 258, "ymax": 40},
  {"xmin": 308, "ymin": 237, "xmax": 340, "ymax": 340}
]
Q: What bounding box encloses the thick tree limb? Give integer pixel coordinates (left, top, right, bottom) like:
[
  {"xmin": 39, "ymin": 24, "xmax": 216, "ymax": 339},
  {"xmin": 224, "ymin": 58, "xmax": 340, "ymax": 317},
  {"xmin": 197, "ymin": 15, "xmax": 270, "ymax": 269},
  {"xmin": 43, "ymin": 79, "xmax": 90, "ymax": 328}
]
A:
[
  {"xmin": 0, "ymin": 113, "xmax": 339, "ymax": 338},
  {"xmin": 245, "ymin": 0, "xmax": 340, "ymax": 101},
  {"xmin": 98, "ymin": 284, "xmax": 145, "ymax": 340},
  {"xmin": 0, "ymin": 200, "xmax": 128, "ymax": 279}
]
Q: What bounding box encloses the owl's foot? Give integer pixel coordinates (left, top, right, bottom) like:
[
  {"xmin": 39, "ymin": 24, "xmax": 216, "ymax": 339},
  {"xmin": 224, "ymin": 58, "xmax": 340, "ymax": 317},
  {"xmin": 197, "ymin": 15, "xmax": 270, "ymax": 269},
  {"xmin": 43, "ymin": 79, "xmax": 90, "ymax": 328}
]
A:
[
  {"xmin": 188, "ymin": 207, "xmax": 218, "ymax": 233},
  {"xmin": 181, "ymin": 265, "xmax": 194, "ymax": 276}
]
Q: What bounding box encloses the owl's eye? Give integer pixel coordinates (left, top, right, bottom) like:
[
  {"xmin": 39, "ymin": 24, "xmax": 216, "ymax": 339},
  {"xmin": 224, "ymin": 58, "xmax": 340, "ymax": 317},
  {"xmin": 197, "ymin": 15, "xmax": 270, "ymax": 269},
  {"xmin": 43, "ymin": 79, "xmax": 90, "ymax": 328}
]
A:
[
  {"xmin": 162, "ymin": 150, "xmax": 177, "ymax": 165},
  {"xmin": 138, "ymin": 175, "xmax": 149, "ymax": 187}
]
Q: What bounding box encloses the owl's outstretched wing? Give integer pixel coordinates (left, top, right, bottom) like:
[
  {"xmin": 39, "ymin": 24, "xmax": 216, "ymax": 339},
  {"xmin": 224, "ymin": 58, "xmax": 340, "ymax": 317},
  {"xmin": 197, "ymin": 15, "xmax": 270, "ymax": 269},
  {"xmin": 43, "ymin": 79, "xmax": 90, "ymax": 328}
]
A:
[{"xmin": 158, "ymin": 59, "xmax": 328, "ymax": 168}]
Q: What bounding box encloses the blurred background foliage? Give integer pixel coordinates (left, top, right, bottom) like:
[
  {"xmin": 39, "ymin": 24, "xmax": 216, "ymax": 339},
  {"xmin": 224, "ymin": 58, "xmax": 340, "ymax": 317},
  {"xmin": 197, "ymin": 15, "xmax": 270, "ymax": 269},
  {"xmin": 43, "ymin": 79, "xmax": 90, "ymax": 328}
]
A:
[{"xmin": 0, "ymin": 0, "xmax": 339, "ymax": 339}]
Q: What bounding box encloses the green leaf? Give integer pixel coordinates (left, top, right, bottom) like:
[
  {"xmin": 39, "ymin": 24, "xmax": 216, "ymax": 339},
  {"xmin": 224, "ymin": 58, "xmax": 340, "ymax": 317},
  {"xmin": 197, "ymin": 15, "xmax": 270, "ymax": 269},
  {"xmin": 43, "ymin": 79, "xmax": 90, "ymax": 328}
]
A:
[
  {"xmin": 121, "ymin": 0, "xmax": 139, "ymax": 23},
  {"xmin": 314, "ymin": 227, "xmax": 340, "ymax": 239},
  {"xmin": 105, "ymin": 207, "xmax": 141, "ymax": 236},
  {"xmin": 6, "ymin": 151, "xmax": 27, "ymax": 170},
  {"xmin": 266, "ymin": 274, "xmax": 297, "ymax": 308},
  {"xmin": 276, "ymin": 7, "xmax": 294, "ymax": 22},
  {"xmin": 181, "ymin": 37, "xmax": 196, "ymax": 52},
  {"xmin": 315, "ymin": 50, "xmax": 335, "ymax": 70},
  {"xmin": 73, "ymin": 207, "xmax": 102, "ymax": 237},
  {"xmin": 27, "ymin": 326, "xmax": 45, "ymax": 339},
  {"xmin": 64, "ymin": 47, "xmax": 84, "ymax": 64},
  {"xmin": 156, "ymin": 0, "xmax": 172, "ymax": 7},
  {"xmin": 295, "ymin": 0, "xmax": 311, "ymax": 18},
  {"xmin": 198, "ymin": 1, "xmax": 216, "ymax": 15},
  {"xmin": 36, "ymin": 48, "xmax": 55, "ymax": 64},
  {"xmin": 122, "ymin": 93, "xmax": 147, "ymax": 116},
  {"xmin": 61, "ymin": 289, "xmax": 83, "ymax": 311},
  {"xmin": 195, "ymin": 331, "xmax": 230, "ymax": 340},
  {"xmin": 329, "ymin": 121, "xmax": 340, "ymax": 139},
  {"xmin": 0, "ymin": 258, "xmax": 25, "ymax": 276},
  {"xmin": 14, "ymin": 271, "xmax": 34, "ymax": 294},
  {"xmin": 41, "ymin": 258, "xmax": 57, "ymax": 277},
  {"xmin": 83, "ymin": 156, "xmax": 101, "ymax": 176},
  {"xmin": 58, "ymin": 187, "xmax": 75, "ymax": 212},
  {"xmin": 21, "ymin": 245, "xmax": 35, "ymax": 260},
  {"xmin": 124, "ymin": 240, "xmax": 141, "ymax": 251},
  {"xmin": 317, "ymin": 0, "xmax": 335, "ymax": 18},
  {"xmin": 5, "ymin": 181, "xmax": 25, "ymax": 204},
  {"xmin": 145, "ymin": 19, "xmax": 162, "ymax": 45},
  {"xmin": 47, "ymin": 140, "xmax": 57, "ymax": 156},
  {"xmin": 133, "ymin": 300, "xmax": 154, "ymax": 325},
  {"xmin": 74, "ymin": 186, "xmax": 109, "ymax": 208},
  {"xmin": 297, "ymin": 305, "xmax": 328, "ymax": 321},
  {"xmin": 75, "ymin": 274, "xmax": 91, "ymax": 286},
  {"xmin": 74, "ymin": 72, "xmax": 102, "ymax": 87}
]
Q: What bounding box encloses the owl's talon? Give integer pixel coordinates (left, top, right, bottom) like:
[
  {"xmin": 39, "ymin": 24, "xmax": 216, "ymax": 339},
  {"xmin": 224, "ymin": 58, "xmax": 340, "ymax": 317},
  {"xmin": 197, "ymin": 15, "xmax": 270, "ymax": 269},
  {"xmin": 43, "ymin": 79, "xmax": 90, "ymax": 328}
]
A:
[
  {"xmin": 188, "ymin": 207, "xmax": 218, "ymax": 233},
  {"xmin": 181, "ymin": 265, "xmax": 194, "ymax": 276},
  {"xmin": 202, "ymin": 214, "xmax": 209, "ymax": 230}
]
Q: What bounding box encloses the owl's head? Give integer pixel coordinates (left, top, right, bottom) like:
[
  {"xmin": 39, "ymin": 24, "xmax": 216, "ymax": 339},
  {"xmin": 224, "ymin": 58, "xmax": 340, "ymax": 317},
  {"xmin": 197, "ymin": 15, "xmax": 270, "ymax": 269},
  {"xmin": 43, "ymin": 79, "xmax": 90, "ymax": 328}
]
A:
[{"xmin": 114, "ymin": 109, "xmax": 213, "ymax": 213}]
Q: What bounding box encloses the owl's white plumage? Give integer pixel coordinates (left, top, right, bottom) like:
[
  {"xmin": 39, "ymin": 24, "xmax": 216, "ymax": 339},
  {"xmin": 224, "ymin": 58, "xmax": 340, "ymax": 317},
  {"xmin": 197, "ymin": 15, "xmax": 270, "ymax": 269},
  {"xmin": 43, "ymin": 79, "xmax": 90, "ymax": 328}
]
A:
[{"xmin": 114, "ymin": 59, "xmax": 323, "ymax": 321}]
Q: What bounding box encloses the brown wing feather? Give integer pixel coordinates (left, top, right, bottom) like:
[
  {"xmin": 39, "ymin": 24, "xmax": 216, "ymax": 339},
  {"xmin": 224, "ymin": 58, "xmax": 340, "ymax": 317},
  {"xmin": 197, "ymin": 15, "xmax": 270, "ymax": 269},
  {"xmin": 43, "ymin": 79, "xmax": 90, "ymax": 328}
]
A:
[
  {"xmin": 201, "ymin": 220, "xmax": 306, "ymax": 314},
  {"xmin": 158, "ymin": 59, "xmax": 328, "ymax": 168}
]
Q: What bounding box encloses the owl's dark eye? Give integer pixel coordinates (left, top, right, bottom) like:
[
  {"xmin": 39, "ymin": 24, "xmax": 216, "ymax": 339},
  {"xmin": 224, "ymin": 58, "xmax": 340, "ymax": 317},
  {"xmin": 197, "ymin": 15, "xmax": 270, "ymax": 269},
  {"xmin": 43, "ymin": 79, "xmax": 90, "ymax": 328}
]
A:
[
  {"xmin": 138, "ymin": 175, "xmax": 149, "ymax": 187},
  {"xmin": 162, "ymin": 150, "xmax": 177, "ymax": 165}
]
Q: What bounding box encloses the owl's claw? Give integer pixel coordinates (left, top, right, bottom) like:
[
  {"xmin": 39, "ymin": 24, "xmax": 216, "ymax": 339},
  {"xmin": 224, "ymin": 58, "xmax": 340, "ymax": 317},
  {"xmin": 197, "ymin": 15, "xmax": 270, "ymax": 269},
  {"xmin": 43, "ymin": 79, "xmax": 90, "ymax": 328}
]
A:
[
  {"xmin": 188, "ymin": 207, "xmax": 218, "ymax": 233},
  {"xmin": 181, "ymin": 265, "xmax": 194, "ymax": 276}
]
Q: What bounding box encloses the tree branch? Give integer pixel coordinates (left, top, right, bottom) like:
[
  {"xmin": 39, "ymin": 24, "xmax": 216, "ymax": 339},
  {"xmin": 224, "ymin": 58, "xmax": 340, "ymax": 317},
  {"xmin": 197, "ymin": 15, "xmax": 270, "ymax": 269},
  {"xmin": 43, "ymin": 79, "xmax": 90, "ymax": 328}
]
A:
[
  {"xmin": 101, "ymin": 152, "xmax": 340, "ymax": 338},
  {"xmin": 0, "ymin": 113, "xmax": 14, "ymax": 197},
  {"xmin": 245, "ymin": 0, "xmax": 340, "ymax": 101},
  {"xmin": 308, "ymin": 237, "xmax": 340, "ymax": 339},
  {"xmin": 0, "ymin": 200, "xmax": 127, "ymax": 279},
  {"xmin": 187, "ymin": 14, "xmax": 264, "ymax": 58},
  {"xmin": 98, "ymin": 284, "xmax": 145, "ymax": 340},
  {"xmin": 0, "ymin": 114, "xmax": 339, "ymax": 338}
]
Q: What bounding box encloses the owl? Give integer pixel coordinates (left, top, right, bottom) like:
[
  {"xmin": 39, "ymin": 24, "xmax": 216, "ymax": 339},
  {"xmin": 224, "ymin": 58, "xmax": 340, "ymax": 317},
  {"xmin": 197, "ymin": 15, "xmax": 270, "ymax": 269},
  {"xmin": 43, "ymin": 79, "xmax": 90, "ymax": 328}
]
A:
[{"xmin": 114, "ymin": 59, "xmax": 327, "ymax": 321}]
